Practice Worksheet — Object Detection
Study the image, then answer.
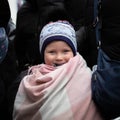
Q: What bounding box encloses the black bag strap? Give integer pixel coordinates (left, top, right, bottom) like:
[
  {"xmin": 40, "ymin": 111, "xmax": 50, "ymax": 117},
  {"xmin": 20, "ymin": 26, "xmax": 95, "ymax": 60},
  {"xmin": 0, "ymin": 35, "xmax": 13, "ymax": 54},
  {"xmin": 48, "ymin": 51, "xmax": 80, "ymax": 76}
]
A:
[{"xmin": 93, "ymin": 0, "xmax": 102, "ymax": 48}]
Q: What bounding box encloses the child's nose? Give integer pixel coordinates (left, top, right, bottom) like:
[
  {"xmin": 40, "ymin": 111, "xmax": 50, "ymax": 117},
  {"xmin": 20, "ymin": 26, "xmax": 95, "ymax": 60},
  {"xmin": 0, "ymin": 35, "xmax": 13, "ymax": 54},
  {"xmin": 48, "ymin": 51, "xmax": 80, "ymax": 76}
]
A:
[{"xmin": 56, "ymin": 53, "xmax": 63, "ymax": 60}]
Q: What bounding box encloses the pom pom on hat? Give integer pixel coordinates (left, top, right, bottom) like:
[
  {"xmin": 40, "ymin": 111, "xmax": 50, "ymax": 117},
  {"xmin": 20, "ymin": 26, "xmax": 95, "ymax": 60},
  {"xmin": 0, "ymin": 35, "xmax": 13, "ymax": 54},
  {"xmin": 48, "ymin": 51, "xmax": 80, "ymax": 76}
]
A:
[
  {"xmin": 39, "ymin": 21, "xmax": 77, "ymax": 57},
  {"xmin": 0, "ymin": 27, "xmax": 8, "ymax": 63}
]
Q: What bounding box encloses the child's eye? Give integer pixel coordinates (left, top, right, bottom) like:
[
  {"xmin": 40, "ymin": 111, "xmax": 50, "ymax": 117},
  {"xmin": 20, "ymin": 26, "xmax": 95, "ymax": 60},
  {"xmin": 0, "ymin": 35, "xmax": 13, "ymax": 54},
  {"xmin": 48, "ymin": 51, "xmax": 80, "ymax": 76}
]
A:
[
  {"xmin": 63, "ymin": 49, "xmax": 71, "ymax": 53},
  {"xmin": 48, "ymin": 51, "xmax": 55, "ymax": 54}
]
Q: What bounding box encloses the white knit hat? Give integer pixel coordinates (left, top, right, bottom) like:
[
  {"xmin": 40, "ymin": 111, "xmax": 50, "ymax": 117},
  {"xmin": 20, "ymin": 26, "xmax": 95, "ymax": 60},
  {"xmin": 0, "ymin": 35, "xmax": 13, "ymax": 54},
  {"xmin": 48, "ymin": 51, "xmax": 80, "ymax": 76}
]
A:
[{"xmin": 39, "ymin": 21, "xmax": 77, "ymax": 56}]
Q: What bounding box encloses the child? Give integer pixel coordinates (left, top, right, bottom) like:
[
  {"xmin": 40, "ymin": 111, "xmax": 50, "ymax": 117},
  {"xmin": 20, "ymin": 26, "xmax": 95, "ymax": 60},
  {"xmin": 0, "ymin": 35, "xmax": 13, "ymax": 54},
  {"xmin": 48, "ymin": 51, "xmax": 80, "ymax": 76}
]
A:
[{"xmin": 13, "ymin": 21, "xmax": 103, "ymax": 120}]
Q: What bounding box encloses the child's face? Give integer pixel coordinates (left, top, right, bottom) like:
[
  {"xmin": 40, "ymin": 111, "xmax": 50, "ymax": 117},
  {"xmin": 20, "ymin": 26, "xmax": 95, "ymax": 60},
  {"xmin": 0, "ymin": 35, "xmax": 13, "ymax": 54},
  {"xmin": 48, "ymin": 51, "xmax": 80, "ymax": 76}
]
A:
[{"xmin": 44, "ymin": 41, "xmax": 74, "ymax": 66}]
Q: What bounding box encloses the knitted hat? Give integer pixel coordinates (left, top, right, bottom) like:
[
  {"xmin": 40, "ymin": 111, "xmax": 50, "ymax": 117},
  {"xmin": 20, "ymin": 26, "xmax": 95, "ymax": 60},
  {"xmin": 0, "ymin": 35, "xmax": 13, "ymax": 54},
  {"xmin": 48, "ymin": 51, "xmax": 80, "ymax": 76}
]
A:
[
  {"xmin": 39, "ymin": 21, "xmax": 77, "ymax": 57},
  {"xmin": 0, "ymin": 27, "xmax": 8, "ymax": 63}
]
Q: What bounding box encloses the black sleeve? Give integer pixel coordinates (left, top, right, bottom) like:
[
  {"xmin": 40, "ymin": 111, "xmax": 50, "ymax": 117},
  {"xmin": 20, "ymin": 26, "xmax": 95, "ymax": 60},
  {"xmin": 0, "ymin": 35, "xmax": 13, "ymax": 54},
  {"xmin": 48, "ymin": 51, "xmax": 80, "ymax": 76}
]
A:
[{"xmin": 0, "ymin": 0, "xmax": 11, "ymax": 28}]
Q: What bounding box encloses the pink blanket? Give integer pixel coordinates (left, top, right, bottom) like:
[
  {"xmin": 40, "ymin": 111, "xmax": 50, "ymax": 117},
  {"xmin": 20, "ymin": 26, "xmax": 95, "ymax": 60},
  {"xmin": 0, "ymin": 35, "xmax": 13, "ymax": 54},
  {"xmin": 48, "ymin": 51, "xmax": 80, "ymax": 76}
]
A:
[{"xmin": 13, "ymin": 53, "xmax": 102, "ymax": 120}]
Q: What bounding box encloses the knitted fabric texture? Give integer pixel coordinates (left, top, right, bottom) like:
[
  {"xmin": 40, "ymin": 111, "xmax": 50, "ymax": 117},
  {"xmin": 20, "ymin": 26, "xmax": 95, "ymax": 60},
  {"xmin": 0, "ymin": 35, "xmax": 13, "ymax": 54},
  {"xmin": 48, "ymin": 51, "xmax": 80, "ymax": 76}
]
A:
[{"xmin": 39, "ymin": 21, "xmax": 77, "ymax": 56}]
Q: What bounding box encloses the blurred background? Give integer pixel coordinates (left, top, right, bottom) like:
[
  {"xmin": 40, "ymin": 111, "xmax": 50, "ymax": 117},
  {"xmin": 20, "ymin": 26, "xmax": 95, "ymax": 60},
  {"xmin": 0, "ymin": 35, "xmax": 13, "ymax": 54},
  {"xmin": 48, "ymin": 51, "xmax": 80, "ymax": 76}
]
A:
[{"xmin": 8, "ymin": 0, "xmax": 24, "ymax": 24}]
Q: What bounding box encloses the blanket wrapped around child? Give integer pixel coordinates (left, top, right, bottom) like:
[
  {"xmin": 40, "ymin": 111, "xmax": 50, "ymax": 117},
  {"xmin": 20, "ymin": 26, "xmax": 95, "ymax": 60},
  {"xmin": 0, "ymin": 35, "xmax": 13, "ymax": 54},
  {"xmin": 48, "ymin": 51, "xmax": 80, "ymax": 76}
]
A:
[{"xmin": 13, "ymin": 53, "xmax": 102, "ymax": 120}]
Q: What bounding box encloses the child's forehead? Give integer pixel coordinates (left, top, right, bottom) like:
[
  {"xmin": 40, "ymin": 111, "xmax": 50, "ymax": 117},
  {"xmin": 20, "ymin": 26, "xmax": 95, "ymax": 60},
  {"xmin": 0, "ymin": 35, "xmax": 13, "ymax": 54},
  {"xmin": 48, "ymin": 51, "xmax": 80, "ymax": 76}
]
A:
[{"xmin": 46, "ymin": 40, "xmax": 69, "ymax": 47}]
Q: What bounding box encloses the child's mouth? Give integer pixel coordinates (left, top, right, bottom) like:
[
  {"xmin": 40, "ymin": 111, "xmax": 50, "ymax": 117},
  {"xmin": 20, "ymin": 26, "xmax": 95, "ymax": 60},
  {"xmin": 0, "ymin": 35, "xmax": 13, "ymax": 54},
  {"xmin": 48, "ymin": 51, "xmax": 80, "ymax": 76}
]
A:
[{"xmin": 53, "ymin": 63, "xmax": 64, "ymax": 67}]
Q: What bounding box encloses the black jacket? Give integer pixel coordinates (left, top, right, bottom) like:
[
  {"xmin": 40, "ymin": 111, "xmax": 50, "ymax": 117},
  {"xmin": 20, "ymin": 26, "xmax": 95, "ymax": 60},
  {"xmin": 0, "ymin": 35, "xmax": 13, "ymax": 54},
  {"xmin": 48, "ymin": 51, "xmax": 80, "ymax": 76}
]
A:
[
  {"xmin": 101, "ymin": 0, "xmax": 120, "ymax": 61},
  {"xmin": 0, "ymin": 0, "xmax": 11, "ymax": 29}
]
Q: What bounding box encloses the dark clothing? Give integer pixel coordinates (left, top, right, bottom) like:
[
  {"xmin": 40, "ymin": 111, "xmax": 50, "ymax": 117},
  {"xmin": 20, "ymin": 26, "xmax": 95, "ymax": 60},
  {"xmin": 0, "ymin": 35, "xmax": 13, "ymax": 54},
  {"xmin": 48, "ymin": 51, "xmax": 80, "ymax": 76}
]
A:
[
  {"xmin": 0, "ymin": 0, "xmax": 11, "ymax": 29},
  {"xmin": 15, "ymin": 2, "xmax": 41, "ymax": 72},
  {"xmin": 92, "ymin": 0, "xmax": 120, "ymax": 119},
  {"xmin": 0, "ymin": 0, "xmax": 12, "ymax": 119},
  {"xmin": 0, "ymin": 20, "xmax": 18, "ymax": 120},
  {"xmin": 65, "ymin": 0, "xmax": 97, "ymax": 68},
  {"xmin": 65, "ymin": 0, "xmax": 94, "ymax": 29},
  {"xmin": 7, "ymin": 70, "xmax": 27, "ymax": 120},
  {"xmin": 101, "ymin": 0, "xmax": 120, "ymax": 61}
]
